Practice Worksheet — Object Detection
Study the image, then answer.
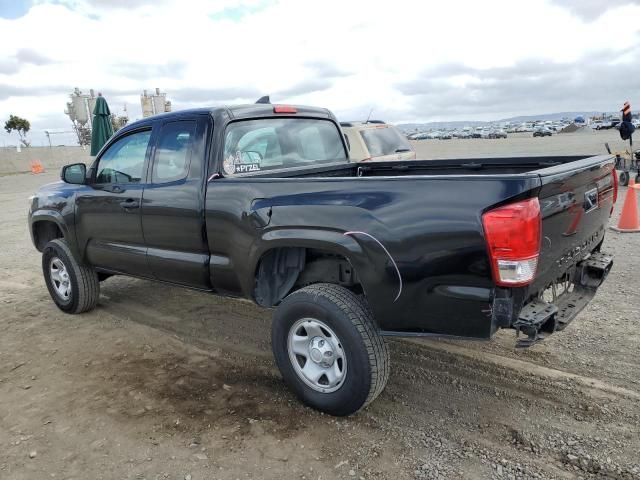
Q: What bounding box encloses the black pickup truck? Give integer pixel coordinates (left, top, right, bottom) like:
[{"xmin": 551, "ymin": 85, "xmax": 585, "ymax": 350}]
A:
[{"xmin": 29, "ymin": 103, "xmax": 616, "ymax": 415}]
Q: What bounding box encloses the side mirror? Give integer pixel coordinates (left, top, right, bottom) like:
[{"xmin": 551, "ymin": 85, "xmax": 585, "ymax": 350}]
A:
[{"xmin": 61, "ymin": 163, "xmax": 87, "ymax": 184}]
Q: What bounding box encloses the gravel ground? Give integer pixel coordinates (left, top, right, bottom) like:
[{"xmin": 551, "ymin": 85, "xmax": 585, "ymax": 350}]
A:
[{"xmin": 1, "ymin": 135, "xmax": 639, "ymax": 480}]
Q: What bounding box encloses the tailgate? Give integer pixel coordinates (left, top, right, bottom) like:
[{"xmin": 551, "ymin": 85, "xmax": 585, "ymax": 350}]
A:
[
  {"xmin": 508, "ymin": 155, "xmax": 616, "ymax": 346},
  {"xmin": 530, "ymin": 154, "xmax": 616, "ymax": 294}
]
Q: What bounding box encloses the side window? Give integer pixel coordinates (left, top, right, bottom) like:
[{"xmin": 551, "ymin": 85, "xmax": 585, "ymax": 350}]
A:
[
  {"xmin": 152, "ymin": 121, "xmax": 197, "ymax": 183},
  {"xmin": 95, "ymin": 130, "xmax": 152, "ymax": 184}
]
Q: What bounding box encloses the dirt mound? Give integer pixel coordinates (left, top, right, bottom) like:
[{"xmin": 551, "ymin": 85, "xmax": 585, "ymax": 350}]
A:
[{"xmin": 559, "ymin": 123, "xmax": 593, "ymax": 134}]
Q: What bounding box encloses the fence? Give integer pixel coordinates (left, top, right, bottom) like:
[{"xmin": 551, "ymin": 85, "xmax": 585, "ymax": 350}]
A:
[{"xmin": 0, "ymin": 146, "xmax": 92, "ymax": 175}]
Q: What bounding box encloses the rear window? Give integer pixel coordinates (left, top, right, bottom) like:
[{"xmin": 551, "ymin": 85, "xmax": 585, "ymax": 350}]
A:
[
  {"xmin": 359, "ymin": 126, "xmax": 412, "ymax": 157},
  {"xmin": 223, "ymin": 118, "xmax": 347, "ymax": 175}
]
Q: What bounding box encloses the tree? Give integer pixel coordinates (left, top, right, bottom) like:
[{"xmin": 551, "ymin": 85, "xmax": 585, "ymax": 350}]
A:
[
  {"xmin": 4, "ymin": 114, "xmax": 31, "ymax": 147},
  {"xmin": 110, "ymin": 114, "xmax": 129, "ymax": 133}
]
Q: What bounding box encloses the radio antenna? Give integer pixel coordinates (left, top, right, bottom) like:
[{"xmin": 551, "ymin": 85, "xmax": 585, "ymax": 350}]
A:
[{"xmin": 365, "ymin": 108, "xmax": 373, "ymax": 124}]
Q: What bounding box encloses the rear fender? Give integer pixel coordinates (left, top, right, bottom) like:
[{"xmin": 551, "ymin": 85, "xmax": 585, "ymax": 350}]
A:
[{"xmin": 248, "ymin": 228, "xmax": 396, "ymax": 324}]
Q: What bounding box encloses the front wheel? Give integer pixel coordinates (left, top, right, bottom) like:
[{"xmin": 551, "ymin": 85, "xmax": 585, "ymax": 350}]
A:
[
  {"xmin": 42, "ymin": 239, "xmax": 100, "ymax": 314},
  {"xmin": 271, "ymin": 283, "xmax": 390, "ymax": 416}
]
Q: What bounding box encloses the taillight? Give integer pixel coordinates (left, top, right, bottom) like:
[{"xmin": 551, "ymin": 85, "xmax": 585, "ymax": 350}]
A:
[
  {"xmin": 273, "ymin": 105, "xmax": 297, "ymax": 114},
  {"xmin": 482, "ymin": 198, "xmax": 541, "ymax": 287}
]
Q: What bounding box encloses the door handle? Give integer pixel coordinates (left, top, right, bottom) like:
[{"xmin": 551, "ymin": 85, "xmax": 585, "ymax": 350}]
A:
[{"xmin": 120, "ymin": 198, "xmax": 140, "ymax": 209}]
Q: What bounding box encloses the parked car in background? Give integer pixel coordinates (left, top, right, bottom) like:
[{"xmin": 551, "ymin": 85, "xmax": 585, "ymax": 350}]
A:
[
  {"xmin": 413, "ymin": 132, "xmax": 431, "ymax": 140},
  {"xmin": 533, "ymin": 127, "xmax": 553, "ymax": 137},
  {"xmin": 341, "ymin": 121, "xmax": 416, "ymax": 162},
  {"xmin": 489, "ymin": 129, "xmax": 507, "ymax": 139},
  {"xmin": 592, "ymin": 121, "xmax": 605, "ymax": 130}
]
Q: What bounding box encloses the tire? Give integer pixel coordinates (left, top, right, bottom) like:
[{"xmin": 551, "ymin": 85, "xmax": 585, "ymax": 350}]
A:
[
  {"xmin": 620, "ymin": 171, "xmax": 630, "ymax": 187},
  {"xmin": 271, "ymin": 283, "xmax": 390, "ymax": 416},
  {"xmin": 42, "ymin": 238, "xmax": 100, "ymax": 314}
]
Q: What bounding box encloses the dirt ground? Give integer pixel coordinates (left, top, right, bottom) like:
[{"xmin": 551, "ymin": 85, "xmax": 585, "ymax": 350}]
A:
[
  {"xmin": 411, "ymin": 129, "xmax": 631, "ymax": 160},
  {"xmin": 1, "ymin": 134, "xmax": 640, "ymax": 480}
]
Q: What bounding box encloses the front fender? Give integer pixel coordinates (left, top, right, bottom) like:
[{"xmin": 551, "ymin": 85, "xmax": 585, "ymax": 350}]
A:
[{"xmin": 29, "ymin": 211, "xmax": 79, "ymax": 258}]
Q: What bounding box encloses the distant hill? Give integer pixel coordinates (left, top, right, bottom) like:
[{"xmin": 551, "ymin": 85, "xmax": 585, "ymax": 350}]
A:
[
  {"xmin": 397, "ymin": 111, "xmax": 614, "ymax": 132},
  {"xmin": 498, "ymin": 111, "xmax": 607, "ymax": 122}
]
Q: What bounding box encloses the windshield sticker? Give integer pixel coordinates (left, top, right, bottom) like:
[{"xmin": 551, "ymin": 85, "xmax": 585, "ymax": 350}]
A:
[
  {"xmin": 223, "ymin": 154, "xmax": 237, "ymax": 175},
  {"xmin": 223, "ymin": 151, "xmax": 261, "ymax": 175},
  {"xmin": 234, "ymin": 163, "xmax": 261, "ymax": 174}
]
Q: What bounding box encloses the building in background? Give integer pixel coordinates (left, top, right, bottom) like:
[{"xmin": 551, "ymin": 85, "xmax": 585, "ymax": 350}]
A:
[{"xmin": 141, "ymin": 88, "xmax": 172, "ymax": 118}]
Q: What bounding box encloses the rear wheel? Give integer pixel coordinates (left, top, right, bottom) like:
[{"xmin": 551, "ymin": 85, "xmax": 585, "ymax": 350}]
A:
[
  {"xmin": 620, "ymin": 171, "xmax": 630, "ymax": 186},
  {"xmin": 271, "ymin": 283, "xmax": 390, "ymax": 416},
  {"xmin": 42, "ymin": 239, "xmax": 100, "ymax": 314}
]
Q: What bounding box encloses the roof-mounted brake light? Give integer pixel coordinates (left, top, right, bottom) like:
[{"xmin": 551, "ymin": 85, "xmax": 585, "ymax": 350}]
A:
[{"xmin": 273, "ymin": 105, "xmax": 297, "ymax": 114}]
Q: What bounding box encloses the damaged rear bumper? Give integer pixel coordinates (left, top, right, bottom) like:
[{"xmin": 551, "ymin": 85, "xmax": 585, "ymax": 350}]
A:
[{"xmin": 512, "ymin": 252, "xmax": 613, "ymax": 348}]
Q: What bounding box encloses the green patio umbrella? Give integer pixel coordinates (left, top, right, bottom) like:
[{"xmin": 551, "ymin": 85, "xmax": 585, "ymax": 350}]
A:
[{"xmin": 90, "ymin": 94, "xmax": 114, "ymax": 156}]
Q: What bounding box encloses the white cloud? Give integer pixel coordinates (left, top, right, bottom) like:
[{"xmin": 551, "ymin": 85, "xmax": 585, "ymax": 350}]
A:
[{"xmin": 0, "ymin": 0, "xmax": 639, "ymax": 145}]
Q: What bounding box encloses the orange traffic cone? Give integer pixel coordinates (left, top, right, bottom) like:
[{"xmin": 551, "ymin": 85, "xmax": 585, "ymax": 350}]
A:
[
  {"xmin": 30, "ymin": 160, "xmax": 45, "ymax": 174},
  {"xmin": 611, "ymin": 177, "xmax": 640, "ymax": 232}
]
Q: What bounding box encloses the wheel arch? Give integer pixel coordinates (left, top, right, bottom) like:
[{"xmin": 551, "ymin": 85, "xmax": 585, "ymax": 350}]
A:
[
  {"xmin": 30, "ymin": 212, "xmax": 69, "ymax": 252},
  {"xmin": 250, "ymin": 229, "xmax": 371, "ymax": 309}
]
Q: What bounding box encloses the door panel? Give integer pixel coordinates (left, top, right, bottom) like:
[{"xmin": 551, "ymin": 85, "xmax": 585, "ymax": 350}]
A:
[
  {"xmin": 76, "ymin": 129, "xmax": 153, "ymax": 276},
  {"xmin": 141, "ymin": 118, "xmax": 211, "ymax": 289}
]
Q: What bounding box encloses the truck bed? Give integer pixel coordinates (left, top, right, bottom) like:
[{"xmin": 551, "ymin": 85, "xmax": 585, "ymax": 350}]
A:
[
  {"xmin": 240, "ymin": 155, "xmax": 601, "ymax": 178},
  {"xmin": 206, "ymin": 153, "xmax": 616, "ymax": 342}
]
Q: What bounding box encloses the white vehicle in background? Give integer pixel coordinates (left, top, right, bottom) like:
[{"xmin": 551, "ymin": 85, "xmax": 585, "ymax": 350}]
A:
[
  {"xmin": 341, "ymin": 121, "xmax": 416, "ymax": 162},
  {"xmin": 413, "ymin": 132, "xmax": 431, "ymax": 140}
]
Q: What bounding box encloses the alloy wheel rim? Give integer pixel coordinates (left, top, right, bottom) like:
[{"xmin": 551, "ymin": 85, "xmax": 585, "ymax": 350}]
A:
[
  {"xmin": 287, "ymin": 318, "xmax": 347, "ymax": 393},
  {"xmin": 49, "ymin": 257, "xmax": 71, "ymax": 301}
]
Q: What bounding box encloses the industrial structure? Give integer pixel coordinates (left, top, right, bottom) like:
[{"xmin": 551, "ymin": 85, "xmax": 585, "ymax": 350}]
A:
[
  {"xmin": 64, "ymin": 88, "xmax": 131, "ymax": 146},
  {"xmin": 64, "ymin": 88, "xmax": 97, "ymax": 146},
  {"xmin": 141, "ymin": 88, "xmax": 172, "ymax": 117}
]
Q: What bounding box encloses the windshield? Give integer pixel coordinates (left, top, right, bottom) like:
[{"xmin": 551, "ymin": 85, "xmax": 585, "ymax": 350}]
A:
[
  {"xmin": 223, "ymin": 118, "xmax": 347, "ymax": 175},
  {"xmin": 359, "ymin": 126, "xmax": 412, "ymax": 157}
]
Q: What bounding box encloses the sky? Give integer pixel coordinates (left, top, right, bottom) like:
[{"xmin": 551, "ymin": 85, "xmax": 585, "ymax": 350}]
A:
[{"xmin": 1, "ymin": 0, "xmax": 639, "ymax": 146}]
